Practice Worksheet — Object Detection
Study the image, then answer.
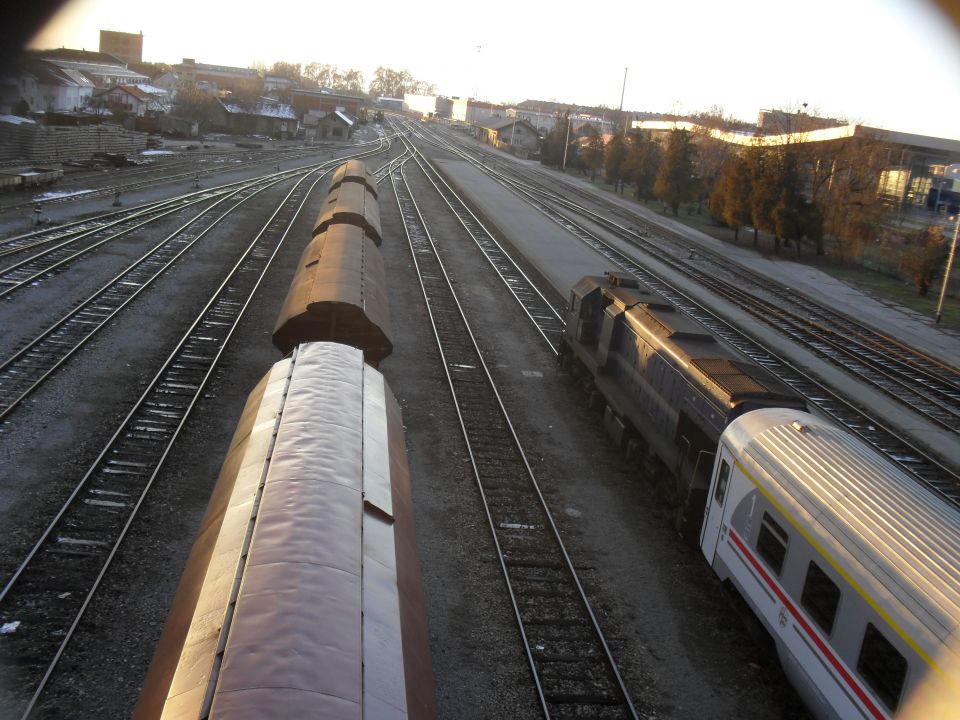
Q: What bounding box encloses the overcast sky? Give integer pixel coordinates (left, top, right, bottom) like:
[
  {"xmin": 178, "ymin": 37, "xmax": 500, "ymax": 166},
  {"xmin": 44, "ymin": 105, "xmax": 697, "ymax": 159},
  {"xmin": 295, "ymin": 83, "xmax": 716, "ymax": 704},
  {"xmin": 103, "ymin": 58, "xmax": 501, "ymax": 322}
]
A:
[{"xmin": 28, "ymin": 0, "xmax": 960, "ymax": 140}]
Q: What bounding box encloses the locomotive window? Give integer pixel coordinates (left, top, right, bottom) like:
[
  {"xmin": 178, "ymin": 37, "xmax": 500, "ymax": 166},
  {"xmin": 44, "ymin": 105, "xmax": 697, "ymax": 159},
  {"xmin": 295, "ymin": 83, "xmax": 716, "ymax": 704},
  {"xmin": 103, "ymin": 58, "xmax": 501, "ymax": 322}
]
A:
[
  {"xmin": 713, "ymin": 460, "xmax": 730, "ymax": 506},
  {"xmin": 756, "ymin": 512, "xmax": 788, "ymax": 575},
  {"xmin": 801, "ymin": 562, "xmax": 840, "ymax": 635},
  {"xmin": 857, "ymin": 623, "xmax": 907, "ymax": 713}
]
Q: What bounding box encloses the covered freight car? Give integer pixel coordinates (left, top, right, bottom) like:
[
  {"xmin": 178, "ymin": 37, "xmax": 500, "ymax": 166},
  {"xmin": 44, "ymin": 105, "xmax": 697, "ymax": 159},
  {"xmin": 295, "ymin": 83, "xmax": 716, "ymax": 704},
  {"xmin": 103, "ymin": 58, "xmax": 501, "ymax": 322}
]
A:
[
  {"xmin": 133, "ymin": 342, "xmax": 436, "ymax": 720},
  {"xmin": 272, "ymin": 223, "xmax": 393, "ymax": 364},
  {"xmin": 560, "ymin": 272, "xmax": 805, "ymax": 536},
  {"xmin": 327, "ymin": 158, "xmax": 379, "ymax": 198},
  {"xmin": 313, "ymin": 181, "xmax": 382, "ymax": 245}
]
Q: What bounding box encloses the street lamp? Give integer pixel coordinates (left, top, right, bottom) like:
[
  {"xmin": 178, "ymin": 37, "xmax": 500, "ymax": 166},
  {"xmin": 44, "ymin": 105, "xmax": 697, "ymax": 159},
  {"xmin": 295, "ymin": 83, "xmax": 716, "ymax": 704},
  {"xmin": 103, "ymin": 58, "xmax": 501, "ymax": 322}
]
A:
[{"xmin": 934, "ymin": 163, "xmax": 960, "ymax": 324}]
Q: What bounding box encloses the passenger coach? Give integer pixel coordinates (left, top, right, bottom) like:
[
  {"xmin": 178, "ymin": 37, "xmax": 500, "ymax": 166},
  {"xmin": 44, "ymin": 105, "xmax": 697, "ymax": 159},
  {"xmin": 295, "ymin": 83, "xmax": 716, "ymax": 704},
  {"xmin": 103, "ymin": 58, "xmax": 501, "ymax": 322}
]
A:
[{"xmin": 701, "ymin": 408, "xmax": 960, "ymax": 720}]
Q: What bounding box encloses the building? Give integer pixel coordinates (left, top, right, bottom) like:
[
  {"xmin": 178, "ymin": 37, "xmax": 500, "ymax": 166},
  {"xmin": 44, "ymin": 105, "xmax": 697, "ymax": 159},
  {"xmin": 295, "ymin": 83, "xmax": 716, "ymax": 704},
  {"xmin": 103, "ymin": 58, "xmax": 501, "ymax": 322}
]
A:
[
  {"xmin": 35, "ymin": 48, "xmax": 148, "ymax": 87},
  {"xmin": 0, "ymin": 58, "xmax": 95, "ymax": 114},
  {"xmin": 291, "ymin": 89, "xmax": 364, "ymax": 118},
  {"xmin": 263, "ymin": 76, "xmax": 296, "ymax": 94},
  {"xmin": 451, "ymin": 98, "xmax": 505, "ymax": 124},
  {"xmin": 215, "ymin": 100, "xmax": 298, "ymax": 138},
  {"xmin": 509, "ymin": 106, "xmax": 556, "ymax": 134},
  {"xmin": 94, "ymin": 84, "xmax": 166, "ymax": 117},
  {"xmin": 99, "ymin": 30, "xmax": 143, "ymax": 65},
  {"xmin": 150, "ymin": 72, "xmax": 180, "ymax": 99},
  {"xmin": 315, "ymin": 110, "xmax": 355, "ymax": 140},
  {"xmin": 174, "ymin": 59, "xmax": 261, "ymax": 95},
  {"xmin": 475, "ymin": 117, "xmax": 540, "ymax": 158}
]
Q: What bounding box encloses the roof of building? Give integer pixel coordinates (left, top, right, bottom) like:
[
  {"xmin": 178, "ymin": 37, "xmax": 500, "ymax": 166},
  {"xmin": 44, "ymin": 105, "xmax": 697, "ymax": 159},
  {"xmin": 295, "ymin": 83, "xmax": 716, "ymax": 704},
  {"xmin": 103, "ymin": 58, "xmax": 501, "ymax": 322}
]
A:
[
  {"xmin": 133, "ymin": 83, "xmax": 169, "ymax": 96},
  {"xmin": 27, "ymin": 60, "xmax": 93, "ymax": 88},
  {"xmin": 96, "ymin": 84, "xmax": 153, "ymax": 101},
  {"xmin": 292, "ymin": 88, "xmax": 365, "ymax": 102},
  {"xmin": 477, "ymin": 117, "xmax": 532, "ymax": 132},
  {"xmin": 0, "ymin": 115, "xmax": 36, "ymax": 126},
  {"xmin": 35, "ymin": 48, "xmax": 126, "ymax": 66},
  {"xmin": 176, "ymin": 59, "xmax": 260, "ymax": 77},
  {"xmin": 632, "ymin": 119, "xmax": 960, "ymax": 154},
  {"xmin": 219, "ymin": 100, "xmax": 297, "ymax": 119}
]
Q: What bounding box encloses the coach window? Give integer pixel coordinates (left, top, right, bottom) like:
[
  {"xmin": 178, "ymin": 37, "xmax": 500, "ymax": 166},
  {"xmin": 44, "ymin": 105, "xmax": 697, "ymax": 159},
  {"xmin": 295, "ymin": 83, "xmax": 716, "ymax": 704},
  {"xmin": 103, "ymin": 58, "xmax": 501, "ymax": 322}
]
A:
[
  {"xmin": 756, "ymin": 512, "xmax": 788, "ymax": 575},
  {"xmin": 801, "ymin": 562, "xmax": 840, "ymax": 635},
  {"xmin": 713, "ymin": 460, "xmax": 730, "ymax": 506},
  {"xmin": 857, "ymin": 623, "xmax": 907, "ymax": 713}
]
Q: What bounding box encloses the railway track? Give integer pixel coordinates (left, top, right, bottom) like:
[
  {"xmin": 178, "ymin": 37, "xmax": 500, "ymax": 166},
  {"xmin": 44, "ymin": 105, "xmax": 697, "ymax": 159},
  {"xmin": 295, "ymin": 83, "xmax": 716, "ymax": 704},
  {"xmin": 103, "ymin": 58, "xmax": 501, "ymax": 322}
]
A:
[
  {"xmin": 0, "ymin": 173, "xmax": 294, "ymax": 422},
  {"xmin": 0, "ymin": 141, "xmax": 393, "ymax": 718},
  {"xmin": 391, "ymin": 152, "xmax": 639, "ymax": 719},
  {"xmin": 438, "ymin": 125, "xmax": 960, "ymax": 412},
  {"xmin": 408, "ymin": 122, "xmax": 960, "ymax": 505},
  {"xmin": 0, "ymin": 144, "xmax": 326, "ymax": 213},
  {"xmin": 395, "ymin": 130, "xmax": 566, "ymax": 352}
]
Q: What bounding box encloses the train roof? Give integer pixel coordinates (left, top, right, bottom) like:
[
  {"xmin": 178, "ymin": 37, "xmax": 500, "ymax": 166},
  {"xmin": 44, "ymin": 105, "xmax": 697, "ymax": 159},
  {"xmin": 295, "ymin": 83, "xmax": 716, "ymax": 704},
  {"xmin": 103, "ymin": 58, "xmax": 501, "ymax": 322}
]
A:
[
  {"xmin": 313, "ymin": 182, "xmax": 382, "ymax": 244},
  {"xmin": 133, "ymin": 343, "xmax": 434, "ymax": 718},
  {"xmin": 723, "ymin": 408, "xmax": 960, "ymax": 647},
  {"xmin": 272, "ymin": 224, "xmax": 392, "ymax": 362},
  {"xmin": 328, "ymin": 159, "xmax": 378, "ymax": 198},
  {"xmin": 573, "ymin": 274, "xmax": 800, "ymax": 405}
]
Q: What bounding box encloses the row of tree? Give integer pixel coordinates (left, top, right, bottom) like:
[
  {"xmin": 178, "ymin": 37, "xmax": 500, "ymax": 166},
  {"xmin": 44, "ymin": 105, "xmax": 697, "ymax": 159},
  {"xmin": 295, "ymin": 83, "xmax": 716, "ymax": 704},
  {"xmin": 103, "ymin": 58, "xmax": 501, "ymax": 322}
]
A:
[
  {"xmin": 538, "ymin": 113, "xmax": 947, "ymax": 294},
  {"xmin": 249, "ymin": 61, "xmax": 435, "ymax": 99},
  {"xmin": 541, "ymin": 116, "xmax": 895, "ymax": 257}
]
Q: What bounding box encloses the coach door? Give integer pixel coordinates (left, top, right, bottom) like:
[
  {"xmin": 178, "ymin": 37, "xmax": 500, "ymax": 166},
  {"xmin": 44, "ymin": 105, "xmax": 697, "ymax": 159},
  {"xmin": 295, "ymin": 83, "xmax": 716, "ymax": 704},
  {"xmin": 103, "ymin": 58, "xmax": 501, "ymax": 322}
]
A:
[{"xmin": 700, "ymin": 452, "xmax": 732, "ymax": 563}]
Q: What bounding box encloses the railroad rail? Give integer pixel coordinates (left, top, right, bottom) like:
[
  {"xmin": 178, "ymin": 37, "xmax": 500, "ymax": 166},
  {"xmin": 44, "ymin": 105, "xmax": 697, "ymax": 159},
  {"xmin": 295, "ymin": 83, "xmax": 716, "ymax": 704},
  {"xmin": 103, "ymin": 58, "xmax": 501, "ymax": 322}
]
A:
[
  {"xmin": 428, "ymin": 122, "xmax": 960, "ymax": 405},
  {"xmin": 0, "ymin": 144, "xmax": 327, "ymax": 213},
  {"xmin": 0, "ymin": 173, "xmax": 291, "ymax": 422},
  {"xmin": 0, "ymin": 142, "xmax": 393, "ymax": 718},
  {"xmin": 391, "ymin": 154, "xmax": 639, "ymax": 719},
  {"xmin": 395, "ymin": 130, "xmax": 566, "ymax": 352},
  {"xmin": 407, "ymin": 122, "xmax": 960, "ymax": 506}
]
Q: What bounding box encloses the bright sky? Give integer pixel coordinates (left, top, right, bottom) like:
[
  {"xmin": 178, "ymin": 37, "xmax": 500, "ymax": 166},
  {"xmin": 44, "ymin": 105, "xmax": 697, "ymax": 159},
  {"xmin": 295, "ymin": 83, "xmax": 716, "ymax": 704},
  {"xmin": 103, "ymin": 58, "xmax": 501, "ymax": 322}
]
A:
[{"xmin": 28, "ymin": 0, "xmax": 960, "ymax": 140}]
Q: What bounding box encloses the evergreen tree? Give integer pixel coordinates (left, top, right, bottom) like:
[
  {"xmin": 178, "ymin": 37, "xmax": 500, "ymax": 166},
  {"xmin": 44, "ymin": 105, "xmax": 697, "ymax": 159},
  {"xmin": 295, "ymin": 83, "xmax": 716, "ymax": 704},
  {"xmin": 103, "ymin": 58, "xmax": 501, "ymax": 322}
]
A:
[
  {"xmin": 709, "ymin": 154, "xmax": 752, "ymax": 241},
  {"xmin": 746, "ymin": 144, "xmax": 779, "ymax": 249},
  {"xmin": 581, "ymin": 124, "xmax": 605, "ymax": 181},
  {"xmin": 654, "ymin": 129, "xmax": 698, "ymax": 215},
  {"xmin": 604, "ymin": 131, "xmax": 628, "ymax": 190},
  {"xmin": 625, "ymin": 130, "xmax": 661, "ymax": 200}
]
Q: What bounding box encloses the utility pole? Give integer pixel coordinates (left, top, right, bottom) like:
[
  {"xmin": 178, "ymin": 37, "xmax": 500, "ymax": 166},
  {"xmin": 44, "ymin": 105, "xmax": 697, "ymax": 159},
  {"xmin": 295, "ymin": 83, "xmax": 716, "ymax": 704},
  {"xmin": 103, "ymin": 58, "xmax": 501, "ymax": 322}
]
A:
[
  {"xmin": 561, "ymin": 115, "xmax": 571, "ymax": 172},
  {"xmin": 619, "ymin": 67, "xmax": 629, "ymax": 135}
]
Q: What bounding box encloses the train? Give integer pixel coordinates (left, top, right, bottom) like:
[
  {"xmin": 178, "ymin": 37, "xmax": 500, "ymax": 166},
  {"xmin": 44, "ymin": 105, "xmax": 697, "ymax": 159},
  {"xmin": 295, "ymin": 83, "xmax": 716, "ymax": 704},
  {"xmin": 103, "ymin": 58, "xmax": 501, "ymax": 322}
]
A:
[
  {"xmin": 558, "ymin": 271, "xmax": 805, "ymax": 537},
  {"xmin": 135, "ymin": 160, "xmax": 437, "ymax": 719},
  {"xmin": 559, "ymin": 271, "xmax": 960, "ymax": 719},
  {"xmin": 0, "ymin": 166, "xmax": 63, "ymax": 192}
]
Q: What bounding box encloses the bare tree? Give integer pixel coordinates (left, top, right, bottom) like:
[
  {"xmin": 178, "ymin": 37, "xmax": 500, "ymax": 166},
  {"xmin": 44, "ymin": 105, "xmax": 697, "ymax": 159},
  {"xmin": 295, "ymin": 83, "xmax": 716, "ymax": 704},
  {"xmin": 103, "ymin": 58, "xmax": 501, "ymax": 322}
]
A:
[{"xmin": 900, "ymin": 226, "xmax": 948, "ymax": 296}]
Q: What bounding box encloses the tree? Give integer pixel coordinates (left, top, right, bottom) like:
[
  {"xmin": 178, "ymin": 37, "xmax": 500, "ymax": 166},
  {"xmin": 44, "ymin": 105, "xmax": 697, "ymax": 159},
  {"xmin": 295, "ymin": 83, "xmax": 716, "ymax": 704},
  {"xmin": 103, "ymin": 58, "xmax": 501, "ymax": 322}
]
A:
[
  {"xmin": 268, "ymin": 61, "xmax": 302, "ymax": 81},
  {"xmin": 900, "ymin": 226, "xmax": 948, "ymax": 296},
  {"xmin": 709, "ymin": 154, "xmax": 752, "ymax": 241},
  {"xmin": 303, "ymin": 64, "xmax": 365, "ymax": 94},
  {"xmin": 172, "ymin": 85, "xmax": 221, "ymax": 130},
  {"xmin": 581, "ymin": 123, "xmax": 605, "ymax": 181},
  {"xmin": 654, "ymin": 129, "xmax": 699, "ymax": 215},
  {"xmin": 604, "ymin": 131, "xmax": 628, "ymax": 189},
  {"xmin": 540, "ymin": 112, "xmax": 572, "ymax": 169},
  {"xmin": 367, "ymin": 67, "xmax": 434, "ymax": 98},
  {"xmin": 746, "ymin": 143, "xmax": 779, "ymax": 249},
  {"xmin": 624, "ymin": 130, "xmax": 662, "ymax": 200}
]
